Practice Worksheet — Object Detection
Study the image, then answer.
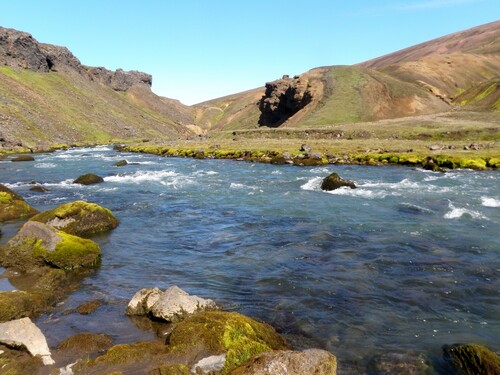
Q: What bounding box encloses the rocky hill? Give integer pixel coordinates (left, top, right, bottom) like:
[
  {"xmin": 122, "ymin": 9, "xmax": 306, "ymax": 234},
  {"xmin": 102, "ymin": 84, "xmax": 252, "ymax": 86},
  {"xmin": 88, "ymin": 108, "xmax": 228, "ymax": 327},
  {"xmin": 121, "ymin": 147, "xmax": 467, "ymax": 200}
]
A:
[
  {"xmin": 194, "ymin": 21, "xmax": 500, "ymax": 132},
  {"xmin": 0, "ymin": 26, "xmax": 194, "ymax": 152}
]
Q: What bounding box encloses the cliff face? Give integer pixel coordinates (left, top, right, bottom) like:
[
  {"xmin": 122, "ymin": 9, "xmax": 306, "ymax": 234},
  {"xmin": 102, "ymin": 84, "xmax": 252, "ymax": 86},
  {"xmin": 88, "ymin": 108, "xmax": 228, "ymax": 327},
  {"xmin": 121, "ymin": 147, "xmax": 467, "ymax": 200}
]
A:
[{"xmin": 0, "ymin": 26, "xmax": 152, "ymax": 92}]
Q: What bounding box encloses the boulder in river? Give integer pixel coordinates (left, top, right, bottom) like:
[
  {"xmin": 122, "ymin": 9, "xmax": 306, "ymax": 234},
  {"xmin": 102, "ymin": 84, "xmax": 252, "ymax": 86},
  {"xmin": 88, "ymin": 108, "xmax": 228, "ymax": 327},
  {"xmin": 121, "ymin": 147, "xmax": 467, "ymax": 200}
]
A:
[
  {"xmin": 114, "ymin": 159, "xmax": 128, "ymax": 167},
  {"xmin": 0, "ymin": 183, "xmax": 39, "ymax": 222},
  {"xmin": 73, "ymin": 173, "xmax": 104, "ymax": 185},
  {"xmin": 11, "ymin": 155, "xmax": 35, "ymax": 162},
  {"xmin": 4, "ymin": 221, "xmax": 100, "ymax": 271},
  {"xmin": 320, "ymin": 172, "xmax": 356, "ymax": 191},
  {"xmin": 30, "ymin": 200, "xmax": 119, "ymax": 237},
  {"xmin": 126, "ymin": 285, "xmax": 217, "ymax": 322},
  {"xmin": 0, "ymin": 317, "xmax": 54, "ymax": 365}
]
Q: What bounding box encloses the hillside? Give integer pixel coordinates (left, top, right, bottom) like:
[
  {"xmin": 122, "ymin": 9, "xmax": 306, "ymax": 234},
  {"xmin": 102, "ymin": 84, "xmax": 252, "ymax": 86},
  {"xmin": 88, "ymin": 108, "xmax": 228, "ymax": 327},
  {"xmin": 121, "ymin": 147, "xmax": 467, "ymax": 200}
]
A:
[
  {"xmin": 195, "ymin": 21, "xmax": 500, "ymax": 132},
  {"xmin": 0, "ymin": 26, "xmax": 194, "ymax": 152}
]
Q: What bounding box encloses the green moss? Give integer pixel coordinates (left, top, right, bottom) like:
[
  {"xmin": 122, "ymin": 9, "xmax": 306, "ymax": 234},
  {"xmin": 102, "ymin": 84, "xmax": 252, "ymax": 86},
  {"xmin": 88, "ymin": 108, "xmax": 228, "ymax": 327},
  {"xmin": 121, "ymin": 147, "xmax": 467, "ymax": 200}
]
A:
[
  {"xmin": 443, "ymin": 343, "xmax": 500, "ymax": 375},
  {"xmin": 94, "ymin": 342, "xmax": 168, "ymax": 365},
  {"xmin": 487, "ymin": 157, "xmax": 500, "ymax": 168},
  {"xmin": 0, "ymin": 291, "xmax": 34, "ymax": 322},
  {"xmin": 57, "ymin": 333, "xmax": 113, "ymax": 353},
  {"xmin": 169, "ymin": 311, "xmax": 288, "ymax": 374},
  {"xmin": 0, "ymin": 192, "xmax": 13, "ymax": 204},
  {"xmin": 30, "ymin": 200, "xmax": 119, "ymax": 237},
  {"xmin": 148, "ymin": 364, "xmax": 190, "ymax": 375},
  {"xmin": 457, "ymin": 158, "xmax": 487, "ymax": 170},
  {"xmin": 41, "ymin": 231, "xmax": 100, "ymax": 270}
]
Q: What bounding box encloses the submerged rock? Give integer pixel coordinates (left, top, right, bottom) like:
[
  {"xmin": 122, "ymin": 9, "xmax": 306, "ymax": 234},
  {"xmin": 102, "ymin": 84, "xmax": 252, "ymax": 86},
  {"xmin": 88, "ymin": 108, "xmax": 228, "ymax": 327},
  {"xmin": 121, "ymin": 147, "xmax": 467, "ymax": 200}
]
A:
[
  {"xmin": 0, "ymin": 317, "xmax": 54, "ymax": 365},
  {"xmin": 443, "ymin": 343, "xmax": 500, "ymax": 375},
  {"xmin": 30, "ymin": 200, "xmax": 119, "ymax": 237},
  {"xmin": 368, "ymin": 352, "xmax": 430, "ymax": 375},
  {"xmin": 127, "ymin": 285, "xmax": 217, "ymax": 322},
  {"xmin": 29, "ymin": 185, "xmax": 49, "ymax": 192},
  {"xmin": 4, "ymin": 221, "xmax": 101, "ymax": 271},
  {"xmin": 73, "ymin": 173, "xmax": 104, "ymax": 185},
  {"xmin": 0, "ymin": 183, "xmax": 39, "ymax": 222},
  {"xmin": 320, "ymin": 172, "xmax": 356, "ymax": 191},
  {"xmin": 11, "ymin": 155, "xmax": 35, "ymax": 162},
  {"xmin": 231, "ymin": 348, "xmax": 337, "ymax": 375},
  {"xmin": 114, "ymin": 159, "xmax": 128, "ymax": 167}
]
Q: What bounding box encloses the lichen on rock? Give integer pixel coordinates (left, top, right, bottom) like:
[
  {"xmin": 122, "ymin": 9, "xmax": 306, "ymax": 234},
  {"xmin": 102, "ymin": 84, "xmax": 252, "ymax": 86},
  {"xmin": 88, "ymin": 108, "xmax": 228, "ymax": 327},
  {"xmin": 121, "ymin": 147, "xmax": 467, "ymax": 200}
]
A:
[
  {"xmin": 0, "ymin": 183, "xmax": 38, "ymax": 222},
  {"xmin": 30, "ymin": 200, "xmax": 119, "ymax": 237}
]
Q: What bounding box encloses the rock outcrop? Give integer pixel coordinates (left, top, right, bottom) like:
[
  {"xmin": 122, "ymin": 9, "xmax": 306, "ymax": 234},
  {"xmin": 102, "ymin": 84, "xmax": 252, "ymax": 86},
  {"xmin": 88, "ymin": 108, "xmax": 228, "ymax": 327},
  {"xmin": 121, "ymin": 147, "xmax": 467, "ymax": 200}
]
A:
[
  {"xmin": 259, "ymin": 75, "xmax": 313, "ymax": 126},
  {"xmin": 0, "ymin": 183, "xmax": 38, "ymax": 222},
  {"xmin": 0, "ymin": 26, "xmax": 152, "ymax": 91},
  {"xmin": 30, "ymin": 200, "xmax": 119, "ymax": 237}
]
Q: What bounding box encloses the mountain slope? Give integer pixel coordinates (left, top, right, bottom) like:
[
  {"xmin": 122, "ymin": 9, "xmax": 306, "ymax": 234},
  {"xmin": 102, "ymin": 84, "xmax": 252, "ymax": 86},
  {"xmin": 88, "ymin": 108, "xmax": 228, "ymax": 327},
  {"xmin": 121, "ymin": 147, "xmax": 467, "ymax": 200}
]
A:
[
  {"xmin": 196, "ymin": 21, "xmax": 500, "ymax": 132},
  {"xmin": 0, "ymin": 26, "xmax": 194, "ymax": 152}
]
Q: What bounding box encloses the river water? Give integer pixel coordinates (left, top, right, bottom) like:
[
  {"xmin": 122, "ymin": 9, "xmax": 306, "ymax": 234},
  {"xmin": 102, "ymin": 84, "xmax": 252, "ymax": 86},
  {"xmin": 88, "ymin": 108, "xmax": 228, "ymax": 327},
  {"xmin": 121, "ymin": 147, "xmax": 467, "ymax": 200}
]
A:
[{"xmin": 1, "ymin": 146, "xmax": 499, "ymax": 366}]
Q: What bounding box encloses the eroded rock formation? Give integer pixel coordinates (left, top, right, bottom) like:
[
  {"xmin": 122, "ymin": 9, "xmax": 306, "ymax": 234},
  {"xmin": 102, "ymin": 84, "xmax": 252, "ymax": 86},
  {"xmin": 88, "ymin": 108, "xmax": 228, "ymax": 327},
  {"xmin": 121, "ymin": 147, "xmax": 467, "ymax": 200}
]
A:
[{"xmin": 259, "ymin": 75, "xmax": 313, "ymax": 126}]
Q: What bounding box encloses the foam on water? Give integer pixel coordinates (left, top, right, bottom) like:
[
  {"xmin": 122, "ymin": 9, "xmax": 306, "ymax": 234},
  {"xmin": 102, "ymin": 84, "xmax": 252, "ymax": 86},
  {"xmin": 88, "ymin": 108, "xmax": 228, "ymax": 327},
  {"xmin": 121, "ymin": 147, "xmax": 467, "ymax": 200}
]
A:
[
  {"xmin": 444, "ymin": 201, "xmax": 488, "ymax": 220},
  {"xmin": 104, "ymin": 170, "xmax": 178, "ymax": 184},
  {"xmin": 481, "ymin": 196, "xmax": 500, "ymax": 207},
  {"xmin": 34, "ymin": 163, "xmax": 57, "ymax": 169}
]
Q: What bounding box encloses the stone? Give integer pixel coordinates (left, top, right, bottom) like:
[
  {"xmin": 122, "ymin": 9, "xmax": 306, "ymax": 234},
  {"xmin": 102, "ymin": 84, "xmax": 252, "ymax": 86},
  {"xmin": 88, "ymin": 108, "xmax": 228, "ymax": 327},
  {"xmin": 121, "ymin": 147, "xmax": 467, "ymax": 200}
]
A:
[
  {"xmin": 73, "ymin": 173, "xmax": 104, "ymax": 185},
  {"xmin": 230, "ymin": 349, "xmax": 337, "ymax": 375},
  {"xmin": 114, "ymin": 159, "xmax": 128, "ymax": 167},
  {"xmin": 191, "ymin": 354, "xmax": 226, "ymax": 374},
  {"xmin": 126, "ymin": 287, "xmax": 163, "ymax": 316},
  {"xmin": 300, "ymin": 144, "xmax": 312, "ymax": 153},
  {"xmin": 0, "ymin": 317, "xmax": 54, "ymax": 365},
  {"xmin": 30, "ymin": 200, "xmax": 119, "ymax": 237},
  {"xmin": 75, "ymin": 300, "xmax": 101, "ymax": 315},
  {"xmin": 11, "ymin": 155, "xmax": 35, "ymax": 162},
  {"xmin": 429, "ymin": 145, "xmax": 441, "ymax": 151},
  {"xmin": 87, "ymin": 67, "xmax": 152, "ymax": 91},
  {"xmin": 0, "ymin": 26, "xmax": 49, "ymax": 71},
  {"xmin": 150, "ymin": 285, "xmax": 217, "ymax": 322},
  {"xmin": 29, "ymin": 185, "xmax": 49, "ymax": 192},
  {"xmin": 320, "ymin": 172, "xmax": 356, "ymax": 191},
  {"xmin": 369, "ymin": 352, "xmax": 430, "ymax": 375},
  {"xmin": 4, "ymin": 221, "xmax": 101, "ymax": 271},
  {"xmin": 57, "ymin": 332, "xmax": 113, "ymax": 353},
  {"xmin": 442, "ymin": 343, "xmax": 500, "ymax": 375},
  {"xmin": 0, "ymin": 183, "xmax": 39, "ymax": 222}
]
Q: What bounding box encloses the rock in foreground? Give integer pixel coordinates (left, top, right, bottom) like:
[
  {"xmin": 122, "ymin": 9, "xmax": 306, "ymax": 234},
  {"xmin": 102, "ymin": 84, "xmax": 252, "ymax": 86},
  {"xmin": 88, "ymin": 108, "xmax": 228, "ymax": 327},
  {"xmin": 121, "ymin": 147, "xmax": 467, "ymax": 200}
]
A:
[
  {"xmin": 0, "ymin": 317, "xmax": 54, "ymax": 365},
  {"xmin": 30, "ymin": 200, "xmax": 119, "ymax": 237},
  {"xmin": 321, "ymin": 172, "xmax": 356, "ymax": 191},
  {"xmin": 3, "ymin": 221, "xmax": 100, "ymax": 270},
  {"xmin": 231, "ymin": 348, "xmax": 337, "ymax": 375},
  {"xmin": 443, "ymin": 343, "xmax": 500, "ymax": 375},
  {"xmin": 0, "ymin": 183, "xmax": 38, "ymax": 222},
  {"xmin": 126, "ymin": 285, "xmax": 217, "ymax": 322}
]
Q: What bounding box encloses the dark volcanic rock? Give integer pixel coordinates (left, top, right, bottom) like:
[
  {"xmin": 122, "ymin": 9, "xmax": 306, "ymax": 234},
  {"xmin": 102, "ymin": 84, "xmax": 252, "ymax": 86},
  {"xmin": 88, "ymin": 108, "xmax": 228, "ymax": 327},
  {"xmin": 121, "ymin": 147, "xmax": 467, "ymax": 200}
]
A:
[
  {"xmin": 259, "ymin": 75, "xmax": 313, "ymax": 126},
  {"xmin": 0, "ymin": 27, "xmax": 49, "ymax": 71},
  {"xmin": 321, "ymin": 173, "xmax": 356, "ymax": 190},
  {"xmin": 73, "ymin": 173, "xmax": 104, "ymax": 185},
  {"xmin": 87, "ymin": 67, "xmax": 152, "ymax": 91},
  {"xmin": 39, "ymin": 43, "xmax": 84, "ymax": 73}
]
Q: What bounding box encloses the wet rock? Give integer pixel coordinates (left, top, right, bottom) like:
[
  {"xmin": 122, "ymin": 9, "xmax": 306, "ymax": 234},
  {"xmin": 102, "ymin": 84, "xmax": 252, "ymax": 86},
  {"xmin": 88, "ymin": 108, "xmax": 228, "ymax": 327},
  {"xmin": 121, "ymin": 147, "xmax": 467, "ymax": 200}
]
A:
[
  {"xmin": 4, "ymin": 221, "xmax": 101, "ymax": 271},
  {"xmin": 73, "ymin": 173, "xmax": 104, "ymax": 185},
  {"xmin": 30, "ymin": 200, "xmax": 119, "ymax": 237},
  {"xmin": 293, "ymin": 152, "xmax": 328, "ymax": 166},
  {"xmin": 0, "ymin": 317, "xmax": 54, "ymax": 365},
  {"xmin": 75, "ymin": 299, "xmax": 101, "ymax": 315},
  {"xmin": 368, "ymin": 352, "xmax": 430, "ymax": 375},
  {"xmin": 11, "ymin": 155, "xmax": 35, "ymax": 162},
  {"xmin": 320, "ymin": 172, "xmax": 356, "ymax": 190},
  {"xmin": 126, "ymin": 287, "xmax": 163, "ymax": 316},
  {"xmin": 169, "ymin": 311, "xmax": 289, "ymax": 373},
  {"xmin": 29, "ymin": 185, "xmax": 49, "ymax": 192},
  {"xmin": 0, "ymin": 184, "xmax": 39, "ymax": 222},
  {"xmin": 192, "ymin": 354, "xmax": 226, "ymax": 374},
  {"xmin": 422, "ymin": 157, "xmax": 446, "ymax": 172},
  {"xmin": 443, "ymin": 343, "xmax": 500, "ymax": 375},
  {"xmin": 271, "ymin": 152, "xmax": 293, "ymax": 165},
  {"xmin": 127, "ymin": 285, "xmax": 217, "ymax": 322},
  {"xmin": 114, "ymin": 159, "xmax": 128, "ymax": 167},
  {"xmin": 231, "ymin": 348, "xmax": 337, "ymax": 375},
  {"xmin": 57, "ymin": 332, "xmax": 113, "ymax": 354}
]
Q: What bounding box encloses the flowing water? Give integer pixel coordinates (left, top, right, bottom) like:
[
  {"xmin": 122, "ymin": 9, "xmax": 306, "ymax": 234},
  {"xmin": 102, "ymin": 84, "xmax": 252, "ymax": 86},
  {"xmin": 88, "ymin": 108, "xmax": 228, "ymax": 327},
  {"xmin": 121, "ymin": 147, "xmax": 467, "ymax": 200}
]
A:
[{"xmin": 1, "ymin": 146, "xmax": 499, "ymax": 366}]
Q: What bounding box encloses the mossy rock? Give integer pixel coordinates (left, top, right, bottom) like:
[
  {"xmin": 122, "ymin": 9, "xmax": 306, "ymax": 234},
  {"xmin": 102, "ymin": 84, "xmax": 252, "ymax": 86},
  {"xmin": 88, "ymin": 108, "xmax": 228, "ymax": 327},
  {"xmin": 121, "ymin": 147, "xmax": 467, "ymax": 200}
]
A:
[
  {"xmin": 73, "ymin": 173, "xmax": 104, "ymax": 185},
  {"xmin": 0, "ymin": 291, "xmax": 37, "ymax": 322},
  {"xmin": 11, "ymin": 155, "xmax": 35, "ymax": 162},
  {"xmin": 114, "ymin": 159, "xmax": 128, "ymax": 167},
  {"xmin": 0, "ymin": 184, "xmax": 38, "ymax": 222},
  {"xmin": 57, "ymin": 332, "xmax": 113, "ymax": 353},
  {"xmin": 443, "ymin": 343, "xmax": 500, "ymax": 375},
  {"xmin": 169, "ymin": 311, "xmax": 289, "ymax": 374},
  {"xmin": 74, "ymin": 341, "xmax": 169, "ymax": 374},
  {"xmin": 0, "ymin": 344, "xmax": 43, "ymax": 375},
  {"xmin": 30, "ymin": 200, "xmax": 119, "ymax": 237},
  {"xmin": 148, "ymin": 364, "xmax": 190, "ymax": 374},
  {"xmin": 321, "ymin": 172, "xmax": 356, "ymax": 191},
  {"xmin": 4, "ymin": 221, "xmax": 101, "ymax": 271}
]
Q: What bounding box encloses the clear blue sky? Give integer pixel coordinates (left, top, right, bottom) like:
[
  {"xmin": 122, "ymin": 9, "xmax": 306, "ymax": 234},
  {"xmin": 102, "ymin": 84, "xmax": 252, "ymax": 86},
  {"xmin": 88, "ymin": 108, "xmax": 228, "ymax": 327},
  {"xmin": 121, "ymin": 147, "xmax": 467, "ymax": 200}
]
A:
[{"xmin": 1, "ymin": 1, "xmax": 498, "ymax": 105}]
